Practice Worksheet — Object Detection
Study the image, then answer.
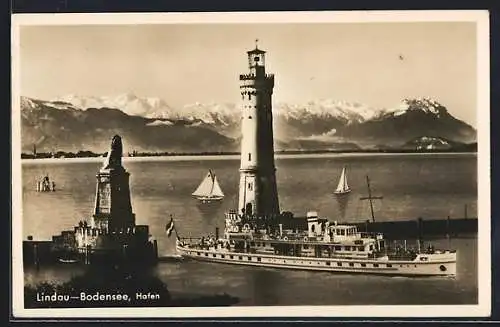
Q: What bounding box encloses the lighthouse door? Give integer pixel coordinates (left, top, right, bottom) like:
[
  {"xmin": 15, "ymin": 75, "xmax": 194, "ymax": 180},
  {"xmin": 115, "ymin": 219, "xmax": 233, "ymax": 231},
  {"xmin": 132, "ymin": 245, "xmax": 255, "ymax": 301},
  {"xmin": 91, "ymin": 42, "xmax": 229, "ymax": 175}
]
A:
[{"xmin": 245, "ymin": 203, "xmax": 253, "ymax": 217}]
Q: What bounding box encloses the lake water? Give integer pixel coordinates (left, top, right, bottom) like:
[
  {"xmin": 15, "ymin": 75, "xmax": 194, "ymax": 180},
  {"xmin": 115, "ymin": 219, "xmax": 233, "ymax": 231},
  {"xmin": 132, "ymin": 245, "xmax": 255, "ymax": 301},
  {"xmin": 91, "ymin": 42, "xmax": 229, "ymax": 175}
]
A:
[{"xmin": 21, "ymin": 153, "xmax": 478, "ymax": 305}]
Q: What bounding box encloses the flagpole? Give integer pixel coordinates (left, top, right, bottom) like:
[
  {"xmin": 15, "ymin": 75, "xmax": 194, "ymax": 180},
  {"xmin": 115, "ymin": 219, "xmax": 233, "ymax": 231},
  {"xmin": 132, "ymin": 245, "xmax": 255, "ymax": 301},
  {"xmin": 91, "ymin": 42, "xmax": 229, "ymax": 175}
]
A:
[{"xmin": 170, "ymin": 214, "xmax": 181, "ymax": 240}]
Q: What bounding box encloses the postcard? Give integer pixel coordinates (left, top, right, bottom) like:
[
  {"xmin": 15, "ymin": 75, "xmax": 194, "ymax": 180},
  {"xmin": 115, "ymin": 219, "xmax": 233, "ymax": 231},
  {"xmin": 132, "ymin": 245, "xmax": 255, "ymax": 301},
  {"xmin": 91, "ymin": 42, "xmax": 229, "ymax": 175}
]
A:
[{"xmin": 11, "ymin": 10, "xmax": 490, "ymax": 319}]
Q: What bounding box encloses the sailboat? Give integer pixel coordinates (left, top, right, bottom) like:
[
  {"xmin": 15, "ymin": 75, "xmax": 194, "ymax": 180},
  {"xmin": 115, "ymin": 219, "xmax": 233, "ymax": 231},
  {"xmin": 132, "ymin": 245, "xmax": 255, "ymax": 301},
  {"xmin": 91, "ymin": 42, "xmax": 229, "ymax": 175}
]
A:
[
  {"xmin": 333, "ymin": 166, "xmax": 351, "ymax": 195},
  {"xmin": 192, "ymin": 170, "xmax": 225, "ymax": 203}
]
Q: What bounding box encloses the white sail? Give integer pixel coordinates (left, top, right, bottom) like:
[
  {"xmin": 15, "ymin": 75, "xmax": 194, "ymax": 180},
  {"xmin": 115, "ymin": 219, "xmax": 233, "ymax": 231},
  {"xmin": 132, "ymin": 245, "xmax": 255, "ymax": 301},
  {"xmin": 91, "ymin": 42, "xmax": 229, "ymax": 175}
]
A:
[
  {"xmin": 192, "ymin": 171, "xmax": 215, "ymax": 197},
  {"xmin": 335, "ymin": 167, "xmax": 350, "ymax": 194},
  {"xmin": 211, "ymin": 176, "xmax": 225, "ymax": 197},
  {"xmin": 192, "ymin": 170, "xmax": 224, "ymax": 199}
]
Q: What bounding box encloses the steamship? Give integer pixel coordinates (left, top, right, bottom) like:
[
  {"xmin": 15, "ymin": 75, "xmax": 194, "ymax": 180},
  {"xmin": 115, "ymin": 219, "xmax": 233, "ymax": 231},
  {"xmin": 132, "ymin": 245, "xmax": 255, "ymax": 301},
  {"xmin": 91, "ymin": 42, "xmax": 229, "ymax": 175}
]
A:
[
  {"xmin": 176, "ymin": 210, "xmax": 456, "ymax": 276},
  {"xmin": 176, "ymin": 44, "xmax": 457, "ymax": 276}
]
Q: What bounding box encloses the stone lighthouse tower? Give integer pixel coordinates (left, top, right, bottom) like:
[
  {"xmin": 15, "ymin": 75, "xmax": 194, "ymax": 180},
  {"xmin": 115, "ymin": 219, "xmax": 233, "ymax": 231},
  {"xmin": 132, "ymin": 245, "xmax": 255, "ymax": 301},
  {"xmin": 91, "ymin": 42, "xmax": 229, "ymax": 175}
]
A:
[{"xmin": 238, "ymin": 42, "xmax": 280, "ymax": 218}]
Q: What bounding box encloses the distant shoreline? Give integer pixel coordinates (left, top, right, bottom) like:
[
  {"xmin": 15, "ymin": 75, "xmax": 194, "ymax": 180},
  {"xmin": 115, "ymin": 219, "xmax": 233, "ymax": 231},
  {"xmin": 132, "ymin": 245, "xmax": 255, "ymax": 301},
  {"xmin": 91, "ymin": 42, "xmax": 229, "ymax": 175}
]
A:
[
  {"xmin": 20, "ymin": 151, "xmax": 477, "ymax": 164},
  {"xmin": 21, "ymin": 148, "xmax": 477, "ymax": 159}
]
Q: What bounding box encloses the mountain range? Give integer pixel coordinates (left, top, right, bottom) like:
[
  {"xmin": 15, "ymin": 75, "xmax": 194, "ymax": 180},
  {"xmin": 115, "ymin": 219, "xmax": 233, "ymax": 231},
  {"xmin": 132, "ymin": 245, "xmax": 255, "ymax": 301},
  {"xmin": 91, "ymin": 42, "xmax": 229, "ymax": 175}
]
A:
[{"xmin": 20, "ymin": 94, "xmax": 477, "ymax": 153}]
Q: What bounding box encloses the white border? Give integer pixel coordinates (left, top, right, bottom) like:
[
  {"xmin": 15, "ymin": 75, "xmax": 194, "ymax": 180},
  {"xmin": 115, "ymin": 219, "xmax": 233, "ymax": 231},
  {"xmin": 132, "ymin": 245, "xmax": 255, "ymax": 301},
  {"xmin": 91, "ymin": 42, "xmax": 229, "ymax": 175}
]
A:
[{"xmin": 11, "ymin": 10, "xmax": 491, "ymax": 319}]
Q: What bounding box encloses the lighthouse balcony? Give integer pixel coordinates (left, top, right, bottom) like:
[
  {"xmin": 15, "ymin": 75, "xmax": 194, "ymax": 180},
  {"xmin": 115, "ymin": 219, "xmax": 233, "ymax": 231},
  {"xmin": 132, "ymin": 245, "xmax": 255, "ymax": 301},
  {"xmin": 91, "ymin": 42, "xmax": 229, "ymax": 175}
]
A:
[
  {"xmin": 239, "ymin": 73, "xmax": 274, "ymax": 80},
  {"xmin": 239, "ymin": 74, "xmax": 275, "ymax": 88},
  {"xmin": 239, "ymin": 165, "xmax": 259, "ymax": 172}
]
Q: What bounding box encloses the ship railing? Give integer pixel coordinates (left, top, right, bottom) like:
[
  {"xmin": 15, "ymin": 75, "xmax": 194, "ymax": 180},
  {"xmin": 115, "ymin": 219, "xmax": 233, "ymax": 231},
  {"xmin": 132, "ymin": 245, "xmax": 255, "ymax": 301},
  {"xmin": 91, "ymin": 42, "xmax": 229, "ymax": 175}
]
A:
[
  {"xmin": 178, "ymin": 236, "xmax": 230, "ymax": 249},
  {"xmin": 177, "ymin": 237, "xmax": 204, "ymax": 246},
  {"xmin": 253, "ymin": 234, "xmax": 307, "ymax": 242}
]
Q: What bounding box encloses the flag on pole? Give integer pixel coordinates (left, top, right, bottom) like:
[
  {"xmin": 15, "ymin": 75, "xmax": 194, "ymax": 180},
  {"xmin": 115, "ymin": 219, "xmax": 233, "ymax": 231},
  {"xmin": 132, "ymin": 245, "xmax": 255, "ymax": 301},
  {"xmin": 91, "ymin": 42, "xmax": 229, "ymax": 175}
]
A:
[{"xmin": 166, "ymin": 216, "xmax": 175, "ymax": 237}]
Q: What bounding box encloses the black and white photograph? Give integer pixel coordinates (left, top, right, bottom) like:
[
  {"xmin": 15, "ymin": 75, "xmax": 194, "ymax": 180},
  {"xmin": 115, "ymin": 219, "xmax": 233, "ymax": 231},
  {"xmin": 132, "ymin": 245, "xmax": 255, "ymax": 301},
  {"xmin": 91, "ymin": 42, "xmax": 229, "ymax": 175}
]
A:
[{"xmin": 11, "ymin": 11, "xmax": 490, "ymax": 318}]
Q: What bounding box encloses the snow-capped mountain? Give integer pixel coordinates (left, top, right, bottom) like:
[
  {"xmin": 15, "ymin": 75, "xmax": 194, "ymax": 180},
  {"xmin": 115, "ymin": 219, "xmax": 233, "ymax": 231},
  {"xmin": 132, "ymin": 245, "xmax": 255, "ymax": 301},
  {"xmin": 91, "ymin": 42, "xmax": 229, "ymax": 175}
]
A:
[
  {"xmin": 275, "ymin": 100, "xmax": 380, "ymax": 123},
  {"xmin": 332, "ymin": 97, "xmax": 476, "ymax": 147},
  {"xmin": 53, "ymin": 94, "xmax": 382, "ymax": 125},
  {"xmin": 21, "ymin": 96, "xmax": 80, "ymax": 112},
  {"xmin": 54, "ymin": 93, "xmax": 175, "ymax": 119},
  {"xmin": 20, "ymin": 96, "xmax": 235, "ymax": 153},
  {"xmin": 377, "ymin": 97, "xmax": 449, "ymax": 119},
  {"xmin": 20, "ymin": 94, "xmax": 477, "ymax": 153}
]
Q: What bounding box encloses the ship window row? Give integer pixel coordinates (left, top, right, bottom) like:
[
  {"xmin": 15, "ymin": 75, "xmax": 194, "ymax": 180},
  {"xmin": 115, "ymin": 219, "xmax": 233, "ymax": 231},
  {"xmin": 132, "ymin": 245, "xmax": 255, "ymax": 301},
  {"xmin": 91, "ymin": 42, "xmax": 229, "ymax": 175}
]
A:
[
  {"xmin": 196, "ymin": 252, "xmax": 264, "ymax": 262},
  {"xmin": 251, "ymin": 242, "xmax": 368, "ymax": 252},
  {"xmin": 334, "ymin": 229, "xmax": 356, "ymax": 236},
  {"xmin": 194, "ymin": 251, "xmax": 395, "ymax": 269}
]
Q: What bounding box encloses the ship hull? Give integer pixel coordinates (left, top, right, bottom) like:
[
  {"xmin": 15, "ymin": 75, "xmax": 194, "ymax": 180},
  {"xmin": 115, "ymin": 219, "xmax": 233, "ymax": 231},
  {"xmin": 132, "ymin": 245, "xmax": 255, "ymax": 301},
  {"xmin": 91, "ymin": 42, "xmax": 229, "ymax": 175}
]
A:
[
  {"xmin": 176, "ymin": 243, "xmax": 456, "ymax": 277},
  {"xmin": 194, "ymin": 196, "xmax": 224, "ymax": 203}
]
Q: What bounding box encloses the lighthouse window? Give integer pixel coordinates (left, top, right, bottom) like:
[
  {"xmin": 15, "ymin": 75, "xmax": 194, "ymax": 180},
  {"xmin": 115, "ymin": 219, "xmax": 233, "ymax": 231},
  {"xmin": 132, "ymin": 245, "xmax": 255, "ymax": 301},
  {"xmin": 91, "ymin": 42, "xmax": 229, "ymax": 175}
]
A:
[
  {"xmin": 248, "ymin": 153, "xmax": 251, "ymax": 161},
  {"xmin": 248, "ymin": 116, "xmax": 252, "ymax": 119},
  {"xmin": 248, "ymin": 183, "xmax": 253, "ymax": 191},
  {"xmin": 254, "ymin": 56, "xmax": 260, "ymax": 62},
  {"xmin": 248, "ymin": 94, "xmax": 251, "ymax": 100}
]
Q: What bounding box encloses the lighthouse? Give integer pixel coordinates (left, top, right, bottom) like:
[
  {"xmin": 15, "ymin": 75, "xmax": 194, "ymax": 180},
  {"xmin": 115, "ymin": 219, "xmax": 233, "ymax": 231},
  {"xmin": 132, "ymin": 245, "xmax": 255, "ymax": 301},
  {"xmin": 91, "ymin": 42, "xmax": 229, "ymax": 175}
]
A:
[{"xmin": 238, "ymin": 42, "xmax": 280, "ymax": 219}]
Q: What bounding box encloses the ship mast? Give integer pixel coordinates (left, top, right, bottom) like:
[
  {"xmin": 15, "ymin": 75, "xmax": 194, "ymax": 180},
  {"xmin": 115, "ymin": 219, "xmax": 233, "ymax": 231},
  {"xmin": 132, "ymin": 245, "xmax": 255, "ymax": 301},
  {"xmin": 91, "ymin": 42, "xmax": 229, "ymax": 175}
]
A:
[{"xmin": 359, "ymin": 176, "xmax": 383, "ymax": 222}]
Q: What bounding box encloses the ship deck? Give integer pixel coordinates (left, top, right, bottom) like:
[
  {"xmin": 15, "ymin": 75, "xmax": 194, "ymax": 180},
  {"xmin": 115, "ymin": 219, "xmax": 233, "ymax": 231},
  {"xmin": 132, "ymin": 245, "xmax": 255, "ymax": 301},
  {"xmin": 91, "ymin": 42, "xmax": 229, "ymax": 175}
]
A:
[{"xmin": 175, "ymin": 242, "xmax": 457, "ymax": 276}]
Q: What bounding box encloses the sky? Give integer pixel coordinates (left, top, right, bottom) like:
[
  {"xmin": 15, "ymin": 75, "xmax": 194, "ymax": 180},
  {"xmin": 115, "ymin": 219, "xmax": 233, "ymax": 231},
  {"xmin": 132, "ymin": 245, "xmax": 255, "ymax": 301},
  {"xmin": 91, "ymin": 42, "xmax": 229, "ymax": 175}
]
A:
[{"xmin": 19, "ymin": 22, "xmax": 477, "ymax": 126}]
